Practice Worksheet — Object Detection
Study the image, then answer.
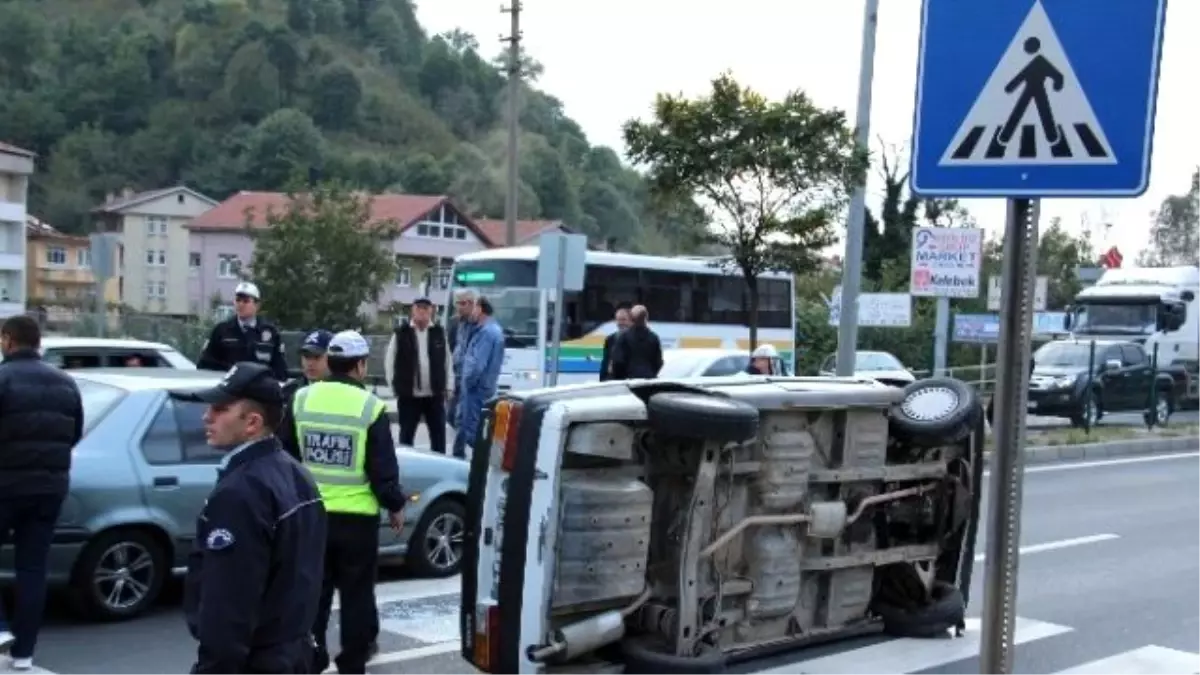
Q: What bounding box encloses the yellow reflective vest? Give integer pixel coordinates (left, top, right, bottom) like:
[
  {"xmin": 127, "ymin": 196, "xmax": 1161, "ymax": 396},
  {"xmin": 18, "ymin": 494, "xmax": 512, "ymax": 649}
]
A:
[{"xmin": 293, "ymin": 381, "xmax": 386, "ymax": 516}]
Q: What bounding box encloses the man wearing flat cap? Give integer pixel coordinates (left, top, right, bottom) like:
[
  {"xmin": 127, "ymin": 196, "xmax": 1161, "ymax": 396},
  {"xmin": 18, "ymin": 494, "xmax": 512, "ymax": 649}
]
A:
[{"xmin": 171, "ymin": 362, "xmax": 327, "ymax": 674}]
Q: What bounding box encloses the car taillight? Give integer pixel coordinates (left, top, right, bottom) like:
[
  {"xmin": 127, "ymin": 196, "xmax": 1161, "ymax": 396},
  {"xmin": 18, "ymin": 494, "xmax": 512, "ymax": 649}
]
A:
[
  {"xmin": 492, "ymin": 400, "xmax": 523, "ymax": 472},
  {"xmin": 473, "ymin": 603, "xmax": 502, "ymax": 671}
]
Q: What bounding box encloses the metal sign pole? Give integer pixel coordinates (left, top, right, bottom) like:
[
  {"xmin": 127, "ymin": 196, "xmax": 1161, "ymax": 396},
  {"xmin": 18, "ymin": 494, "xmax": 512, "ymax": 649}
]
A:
[
  {"xmin": 979, "ymin": 198, "xmax": 1040, "ymax": 673},
  {"xmin": 547, "ymin": 237, "xmax": 566, "ymax": 387}
]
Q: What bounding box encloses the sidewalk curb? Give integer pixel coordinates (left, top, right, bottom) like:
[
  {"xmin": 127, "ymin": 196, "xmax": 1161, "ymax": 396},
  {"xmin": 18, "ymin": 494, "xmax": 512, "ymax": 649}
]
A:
[{"xmin": 988, "ymin": 434, "xmax": 1199, "ymax": 467}]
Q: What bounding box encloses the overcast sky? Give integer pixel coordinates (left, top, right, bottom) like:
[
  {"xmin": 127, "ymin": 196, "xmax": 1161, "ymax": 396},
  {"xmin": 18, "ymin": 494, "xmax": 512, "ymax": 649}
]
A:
[{"xmin": 416, "ymin": 0, "xmax": 1198, "ymax": 262}]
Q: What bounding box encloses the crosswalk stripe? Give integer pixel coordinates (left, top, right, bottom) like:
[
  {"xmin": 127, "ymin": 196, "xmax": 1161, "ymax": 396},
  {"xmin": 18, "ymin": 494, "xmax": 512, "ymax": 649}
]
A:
[
  {"xmin": 754, "ymin": 616, "xmax": 1072, "ymax": 674},
  {"xmin": 1054, "ymin": 645, "xmax": 1200, "ymax": 675}
]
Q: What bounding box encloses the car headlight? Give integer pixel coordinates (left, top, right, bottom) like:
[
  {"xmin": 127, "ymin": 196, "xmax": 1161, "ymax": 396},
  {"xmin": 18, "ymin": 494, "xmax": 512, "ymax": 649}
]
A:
[{"xmin": 1054, "ymin": 375, "xmax": 1076, "ymax": 388}]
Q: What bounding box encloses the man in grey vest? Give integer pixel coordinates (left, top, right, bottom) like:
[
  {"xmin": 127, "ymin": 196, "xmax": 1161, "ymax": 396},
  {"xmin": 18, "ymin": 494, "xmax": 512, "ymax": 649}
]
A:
[{"xmin": 385, "ymin": 297, "xmax": 454, "ymax": 454}]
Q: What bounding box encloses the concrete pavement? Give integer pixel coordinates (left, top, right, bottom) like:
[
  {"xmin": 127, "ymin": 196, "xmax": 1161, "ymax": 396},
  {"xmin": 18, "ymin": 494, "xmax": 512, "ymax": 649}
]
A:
[{"xmin": 11, "ymin": 450, "xmax": 1199, "ymax": 674}]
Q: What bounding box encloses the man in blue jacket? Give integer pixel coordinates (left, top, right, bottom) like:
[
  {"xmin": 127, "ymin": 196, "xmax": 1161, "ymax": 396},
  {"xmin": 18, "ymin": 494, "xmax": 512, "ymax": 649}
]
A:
[{"xmin": 453, "ymin": 296, "xmax": 505, "ymax": 458}]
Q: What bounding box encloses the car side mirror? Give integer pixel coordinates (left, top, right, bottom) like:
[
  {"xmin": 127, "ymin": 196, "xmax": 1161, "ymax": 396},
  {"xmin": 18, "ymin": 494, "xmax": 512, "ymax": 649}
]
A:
[{"xmin": 1104, "ymin": 359, "xmax": 1123, "ymax": 371}]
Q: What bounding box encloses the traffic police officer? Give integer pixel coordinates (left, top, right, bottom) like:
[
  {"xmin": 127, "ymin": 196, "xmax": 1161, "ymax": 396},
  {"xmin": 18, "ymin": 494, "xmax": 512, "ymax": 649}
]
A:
[
  {"xmin": 197, "ymin": 282, "xmax": 289, "ymax": 381},
  {"xmin": 280, "ymin": 329, "xmax": 333, "ymax": 462},
  {"xmin": 277, "ymin": 331, "xmax": 406, "ymax": 674},
  {"xmin": 170, "ymin": 362, "xmax": 327, "ymax": 674}
]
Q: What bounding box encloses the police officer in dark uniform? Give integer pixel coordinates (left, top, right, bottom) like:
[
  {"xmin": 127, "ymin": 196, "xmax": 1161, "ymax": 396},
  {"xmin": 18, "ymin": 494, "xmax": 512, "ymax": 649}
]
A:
[
  {"xmin": 171, "ymin": 362, "xmax": 327, "ymax": 674},
  {"xmin": 197, "ymin": 282, "xmax": 289, "ymax": 381},
  {"xmin": 280, "ymin": 330, "xmax": 333, "ymax": 463}
]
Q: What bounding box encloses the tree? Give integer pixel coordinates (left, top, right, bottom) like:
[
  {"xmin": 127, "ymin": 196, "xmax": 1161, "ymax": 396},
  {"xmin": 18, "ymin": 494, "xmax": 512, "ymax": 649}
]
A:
[
  {"xmin": 246, "ymin": 181, "xmax": 397, "ymax": 329},
  {"xmin": 1139, "ymin": 169, "xmax": 1199, "ymax": 267},
  {"xmin": 623, "ymin": 73, "xmax": 866, "ymax": 348},
  {"xmin": 242, "ymin": 108, "xmax": 325, "ymax": 189}
]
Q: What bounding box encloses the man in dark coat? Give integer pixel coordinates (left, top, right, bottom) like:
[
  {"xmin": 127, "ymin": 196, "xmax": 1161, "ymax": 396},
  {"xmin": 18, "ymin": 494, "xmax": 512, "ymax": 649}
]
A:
[
  {"xmin": 610, "ymin": 305, "xmax": 663, "ymax": 380},
  {"xmin": 598, "ymin": 305, "xmax": 632, "ymax": 381}
]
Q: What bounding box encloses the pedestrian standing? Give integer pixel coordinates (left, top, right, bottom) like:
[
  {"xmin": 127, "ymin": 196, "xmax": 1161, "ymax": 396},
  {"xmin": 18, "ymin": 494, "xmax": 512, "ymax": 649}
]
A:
[
  {"xmin": 197, "ymin": 282, "xmax": 289, "ymax": 381},
  {"xmin": 172, "ymin": 362, "xmax": 327, "ymax": 674},
  {"xmin": 385, "ymin": 297, "xmax": 454, "ymax": 454},
  {"xmin": 278, "ymin": 331, "xmax": 407, "ymax": 674},
  {"xmin": 598, "ymin": 305, "xmax": 632, "ymax": 381},
  {"xmin": 280, "ymin": 330, "xmax": 333, "ymax": 462},
  {"xmin": 0, "ymin": 316, "xmax": 83, "ymax": 671},
  {"xmin": 453, "ymin": 297, "xmax": 505, "ymax": 459},
  {"xmin": 448, "ymin": 289, "xmax": 480, "ymax": 430},
  {"xmin": 610, "ymin": 305, "xmax": 663, "ymax": 380}
]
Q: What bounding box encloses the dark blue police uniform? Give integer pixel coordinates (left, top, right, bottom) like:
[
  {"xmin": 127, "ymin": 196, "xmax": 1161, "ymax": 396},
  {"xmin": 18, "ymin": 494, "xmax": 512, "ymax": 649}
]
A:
[
  {"xmin": 198, "ymin": 316, "xmax": 290, "ymax": 381},
  {"xmin": 172, "ymin": 363, "xmax": 327, "ymax": 674}
]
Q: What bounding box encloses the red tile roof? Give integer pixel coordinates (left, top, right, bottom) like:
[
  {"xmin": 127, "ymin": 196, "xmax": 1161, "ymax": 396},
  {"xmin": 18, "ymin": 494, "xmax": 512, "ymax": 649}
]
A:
[
  {"xmin": 187, "ymin": 191, "xmax": 465, "ymax": 234},
  {"xmin": 0, "ymin": 142, "xmax": 34, "ymax": 158},
  {"xmin": 473, "ymin": 219, "xmax": 569, "ymax": 246}
]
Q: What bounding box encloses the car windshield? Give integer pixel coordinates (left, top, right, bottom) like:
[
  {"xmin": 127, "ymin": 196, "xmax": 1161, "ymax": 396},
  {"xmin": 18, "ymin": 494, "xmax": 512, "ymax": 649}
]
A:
[
  {"xmin": 1034, "ymin": 342, "xmax": 1094, "ymax": 367},
  {"xmin": 1071, "ymin": 303, "xmax": 1157, "ymax": 335},
  {"xmin": 78, "ymin": 379, "xmax": 127, "ymax": 434},
  {"xmin": 855, "ymin": 352, "xmax": 904, "ymax": 371},
  {"xmin": 657, "ymin": 353, "xmax": 710, "ymax": 378}
]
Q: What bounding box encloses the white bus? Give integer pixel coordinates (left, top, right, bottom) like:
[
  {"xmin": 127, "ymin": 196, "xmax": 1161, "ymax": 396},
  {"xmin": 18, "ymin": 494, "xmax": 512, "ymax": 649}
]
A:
[{"xmin": 445, "ymin": 246, "xmax": 796, "ymax": 391}]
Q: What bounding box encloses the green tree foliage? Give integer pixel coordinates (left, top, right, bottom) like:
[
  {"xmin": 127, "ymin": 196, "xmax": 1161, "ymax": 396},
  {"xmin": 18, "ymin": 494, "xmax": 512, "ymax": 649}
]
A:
[
  {"xmin": 624, "ymin": 73, "xmax": 866, "ymax": 348},
  {"xmin": 1139, "ymin": 168, "xmax": 1200, "ymax": 267},
  {"xmin": 0, "ymin": 0, "xmax": 705, "ymax": 255},
  {"xmin": 246, "ymin": 180, "xmax": 397, "ymax": 329}
]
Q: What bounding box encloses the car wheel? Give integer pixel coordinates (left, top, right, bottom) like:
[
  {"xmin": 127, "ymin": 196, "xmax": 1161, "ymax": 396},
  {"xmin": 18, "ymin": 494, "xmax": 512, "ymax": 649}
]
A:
[
  {"xmin": 406, "ymin": 498, "xmax": 466, "ymax": 578},
  {"xmin": 1070, "ymin": 391, "xmax": 1099, "ymax": 428},
  {"xmin": 620, "ymin": 635, "xmax": 726, "ymax": 674},
  {"xmin": 889, "ymin": 378, "xmax": 980, "ymax": 448},
  {"xmin": 646, "ymin": 392, "xmax": 759, "ymax": 443},
  {"xmin": 1144, "ymin": 388, "xmax": 1172, "ymax": 427},
  {"xmin": 70, "ymin": 528, "xmax": 167, "ymax": 621}
]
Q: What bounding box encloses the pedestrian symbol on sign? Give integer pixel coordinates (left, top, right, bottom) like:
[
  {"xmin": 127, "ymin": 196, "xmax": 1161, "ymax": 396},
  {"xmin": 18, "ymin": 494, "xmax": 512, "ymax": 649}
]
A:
[{"xmin": 939, "ymin": 0, "xmax": 1116, "ymax": 167}]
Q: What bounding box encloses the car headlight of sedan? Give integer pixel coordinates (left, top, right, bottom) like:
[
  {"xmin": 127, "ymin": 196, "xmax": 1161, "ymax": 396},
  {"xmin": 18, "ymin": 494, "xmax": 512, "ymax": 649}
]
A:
[{"xmin": 1054, "ymin": 375, "xmax": 1077, "ymax": 388}]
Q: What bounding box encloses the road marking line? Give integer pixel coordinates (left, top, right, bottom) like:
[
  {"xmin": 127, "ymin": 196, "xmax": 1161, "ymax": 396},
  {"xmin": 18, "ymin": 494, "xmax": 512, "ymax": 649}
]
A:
[
  {"xmin": 1053, "ymin": 644, "xmax": 1200, "ymax": 674},
  {"xmin": 984, "ymin": 451, "xmax": 1198, "ymax": 477},
  {"xmin": 755, "ymin": 616, "xmax": 1072, "ymax": 674},
  {"xmin": 332, "ymin": 576, "xmax": 461, "ymax": 610},
  {"xmin": 974, "ymin": 533, "xmax": 1120, "ymax": 563},
  {"xmin": 322, "ymin": 641, "xmax": 459, "ymax": 672}
]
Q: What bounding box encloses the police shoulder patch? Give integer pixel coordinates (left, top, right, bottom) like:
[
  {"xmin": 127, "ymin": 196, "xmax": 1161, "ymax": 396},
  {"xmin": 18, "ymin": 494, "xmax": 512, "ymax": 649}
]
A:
[{"xmin": 206, "ymin": 528, "xmax": 235, "ymax": 551}]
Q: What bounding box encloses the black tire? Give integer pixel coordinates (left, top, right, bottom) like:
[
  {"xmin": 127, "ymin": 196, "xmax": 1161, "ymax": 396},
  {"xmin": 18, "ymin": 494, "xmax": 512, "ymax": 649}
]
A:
[
  {"xmin": 873, "ymin": 581, "xmax": 965, "ymax": 638},
  {"xmin": 1144, "ymin": 387, "xmax": 1173, "ymax": 427},
  {"xmin": 405, "ymin": 498, "xmax": 466, "ymax": 578},
  {"xmin": 620, "ymin": 635, "xmax": 726, "ymax": 674},
  {"xmin": 1070, "ymin": 390, "xmax": 1099, "ymax": 429},
  {"xmin": 889, "ymin": 378, "xmax": 979, "ymax": 448},
  {"xmin": 646, "ymin": 392, "xmax": 759, "ymax": 444},
  {"xmin": 70, "ymin": 528, "xmax": 167, "ymax": 621}
]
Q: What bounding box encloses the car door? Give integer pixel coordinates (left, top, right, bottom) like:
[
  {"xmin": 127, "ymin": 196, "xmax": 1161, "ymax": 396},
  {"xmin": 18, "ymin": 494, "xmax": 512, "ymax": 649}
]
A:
[
  {"xmin": 133, "ymin": 395, "xmax": 223, "ymax": 569},
  {"xmin": 1096, "ymin": 345, "xmax": 1132, "ymax": 410},
  {"xmin": 1120, "ymin": 344, "xmax": 1151, "ymax": 411}
]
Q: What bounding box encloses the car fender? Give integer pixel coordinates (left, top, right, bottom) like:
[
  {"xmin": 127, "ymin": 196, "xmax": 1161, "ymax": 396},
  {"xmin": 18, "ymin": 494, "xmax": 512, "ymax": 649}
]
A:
[
  {"xmin": 410, "ymin": 478, "xmax": 467, "ymax": 517},
  {"xmin": 78, "ymin": 504, "xmax": 175, "ymax": 541}
]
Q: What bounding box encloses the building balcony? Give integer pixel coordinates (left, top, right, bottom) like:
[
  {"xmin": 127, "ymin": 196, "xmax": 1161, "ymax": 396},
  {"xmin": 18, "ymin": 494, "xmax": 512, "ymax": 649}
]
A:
[
  {"xmin": 0, "ymin": 201, "xmax": 23, "ymax": 224},
  {"xmin": 36, "ymin": 266, "xmax": 94, "ymax": 285},
  {"xmin": 0, "ymin": 253, "xmax": 23, "ymax": 271}
]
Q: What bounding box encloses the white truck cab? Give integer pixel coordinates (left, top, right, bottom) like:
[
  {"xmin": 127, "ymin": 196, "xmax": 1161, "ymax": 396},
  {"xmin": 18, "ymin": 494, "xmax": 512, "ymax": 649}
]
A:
[{"xmin": 460, "ymin": 375, "xmax": 985, "ymax": 673}]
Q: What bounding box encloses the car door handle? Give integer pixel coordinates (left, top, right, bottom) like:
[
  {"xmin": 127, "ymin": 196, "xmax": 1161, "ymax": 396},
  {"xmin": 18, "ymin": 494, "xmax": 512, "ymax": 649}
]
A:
[{"xmin": 153, "ymin": 476, "xmax": 179, "ymax": 489}]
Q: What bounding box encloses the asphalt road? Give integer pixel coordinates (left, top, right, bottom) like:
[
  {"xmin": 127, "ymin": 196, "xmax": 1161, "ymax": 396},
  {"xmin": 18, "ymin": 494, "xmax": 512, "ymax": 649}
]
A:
[{"xmin": 8, "ymin": 450, "xmax": 1198, "ymax": 674}]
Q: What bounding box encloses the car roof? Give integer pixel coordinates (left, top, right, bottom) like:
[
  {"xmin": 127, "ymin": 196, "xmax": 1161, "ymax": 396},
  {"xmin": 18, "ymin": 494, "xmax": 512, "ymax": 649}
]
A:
[
  {"xmin": 42, "ymin": 337, "xmax": 177, "ymax": 351},
  {"xmin": 71, "ymin": 369, "xmax": 221, "ymax": 391}
]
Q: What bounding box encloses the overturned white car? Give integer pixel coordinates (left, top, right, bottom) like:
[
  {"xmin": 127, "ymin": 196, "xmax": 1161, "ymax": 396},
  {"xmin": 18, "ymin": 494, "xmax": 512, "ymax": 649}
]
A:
[{"xmin": 460, "ymin": 375, "xmax": 984, "ymax": 673}]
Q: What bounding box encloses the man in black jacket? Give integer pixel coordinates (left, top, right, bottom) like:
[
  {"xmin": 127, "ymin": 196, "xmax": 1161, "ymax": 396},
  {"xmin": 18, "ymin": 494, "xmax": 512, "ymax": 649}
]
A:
[
  {"xmin": 0, "ymin": 315, "xmax": 83, "ymax": 669},
  {"xmin": 385, "ymin": 297, "xmax": 453, "ymax": 454},
  {"xmin": 197, "ymin": 282, "xmax": 288, "ymax": 381},
  {"xmin": 171, "ymin": 362, "xmax": 327, "ymax": 674},
  {"xmin": 610, "ymin": 305, "xmax": 663, "ymax": 380},
  {"xmin": 598, "ymin": 305, "xmax": 632, "ymax": 381}
]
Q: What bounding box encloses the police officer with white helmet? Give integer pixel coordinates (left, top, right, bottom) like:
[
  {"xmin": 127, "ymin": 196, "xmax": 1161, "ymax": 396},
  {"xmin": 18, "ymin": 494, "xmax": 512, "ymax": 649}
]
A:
[
  {"xmin": 197, "ymin": 282, "xmax": 289, "ymax": 381},
  {"xmin": 277, "ymin": 331, "xmax": 405, "ymax": 674}
]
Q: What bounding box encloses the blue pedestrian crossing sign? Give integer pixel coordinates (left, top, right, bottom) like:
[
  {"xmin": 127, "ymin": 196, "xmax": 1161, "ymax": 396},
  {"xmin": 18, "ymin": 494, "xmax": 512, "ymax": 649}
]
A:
[{"xmin": 910, "ymin": 0, "xmax": 1168, "ymax": 197}]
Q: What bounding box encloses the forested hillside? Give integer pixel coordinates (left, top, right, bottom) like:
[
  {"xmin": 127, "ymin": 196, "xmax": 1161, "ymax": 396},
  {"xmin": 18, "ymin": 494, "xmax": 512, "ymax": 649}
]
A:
[{"xmin": 0, "ymin": 0, "xmax": 707, "ymax": 251}]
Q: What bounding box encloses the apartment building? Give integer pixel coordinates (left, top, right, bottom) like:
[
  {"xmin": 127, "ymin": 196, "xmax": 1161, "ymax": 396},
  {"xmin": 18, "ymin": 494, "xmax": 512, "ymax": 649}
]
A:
[
  {"xmin": 0, "ymin": 143, "xmax": 34, "ymax": 316},
  {"xmin": 91, "ymin": 186, "xmax": 218, "ymax": 315},
  {"xmin": 186, "ymin": 191, "xmax": 500, "ymax": 317},
  {"xmin": 26, "ymin": 217, "xmax": 121, "ymax": 321}
]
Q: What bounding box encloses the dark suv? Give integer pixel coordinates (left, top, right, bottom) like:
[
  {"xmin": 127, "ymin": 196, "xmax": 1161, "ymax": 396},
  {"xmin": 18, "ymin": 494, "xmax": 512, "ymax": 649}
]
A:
[{"xmin": 992, "ymin": 339, "xmax": 1178, "ymax": 428}]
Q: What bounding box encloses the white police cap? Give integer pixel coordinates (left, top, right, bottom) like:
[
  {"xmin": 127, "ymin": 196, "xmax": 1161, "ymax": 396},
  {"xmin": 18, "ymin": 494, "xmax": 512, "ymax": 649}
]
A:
[
  {"xmin": 234, "ymin": 281, "xmax": 261, "ymax": 300},
  {"xmin": 327, "ymin": 330, "xmax": 370, "ymax": 359}
]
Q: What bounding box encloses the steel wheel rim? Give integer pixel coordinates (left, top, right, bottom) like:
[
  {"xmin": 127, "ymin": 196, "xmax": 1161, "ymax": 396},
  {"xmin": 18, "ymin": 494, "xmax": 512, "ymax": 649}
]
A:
[
  {"xmin": 1156, "ymin": 395, "xmax": 1169, "ymax": 422},
  {"xmin": 424, "ymin": 512, "xmax": 464, "ymax": 571},
  {"xmin": 1085, "ymin": 399, "xmax": 1098, "ymax": 426},
  {"xmin": 94, "ymin": 541, "xmax": 155, "ymax": 610},
  {"xmin": 901, "ymin": 386, "xmax": 959, "ymax": 422}
]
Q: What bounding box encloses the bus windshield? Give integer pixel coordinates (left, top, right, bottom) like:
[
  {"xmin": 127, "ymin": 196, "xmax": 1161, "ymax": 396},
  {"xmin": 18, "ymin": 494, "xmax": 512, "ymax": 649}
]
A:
[{"xmin": 1070, "ymin": 302, "xmax": 1156, "ymax": 335}]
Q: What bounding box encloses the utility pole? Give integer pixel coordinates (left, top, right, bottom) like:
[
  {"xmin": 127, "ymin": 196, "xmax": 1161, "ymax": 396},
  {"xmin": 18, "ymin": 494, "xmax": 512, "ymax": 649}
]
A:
[
  {"xmin": 500, "ymin": 1, "xmax": 522, "ymax": 247},
  {"xmin": 834, "ymin": 0, "xmax": 880, "ymax": 377}
]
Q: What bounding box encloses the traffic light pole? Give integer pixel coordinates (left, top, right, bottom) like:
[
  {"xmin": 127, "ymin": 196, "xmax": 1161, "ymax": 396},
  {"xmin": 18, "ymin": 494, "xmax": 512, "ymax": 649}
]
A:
[{"xmin": 979, "ymin": 197, "xmax": 1040, "ymax": 674}]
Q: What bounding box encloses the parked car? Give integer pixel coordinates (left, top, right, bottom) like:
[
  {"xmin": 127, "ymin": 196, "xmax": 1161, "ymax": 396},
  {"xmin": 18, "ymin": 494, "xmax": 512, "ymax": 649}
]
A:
[
  {"xmin": 33, "ymin": 337, "xmax": 197, "ymax": 370},
  {"xmin": 657, "ymin": 348, "xmax": 793, "ymax": 379},
  {"xmin": 0, "ymin": 370, "xmax": 467, "ymax": 621},
  {"xmin": 819, "ymin": 350, "xmax": 916, "ymax": 387},
  {"xmin": 988, "ymin": 338, "xmax": 1178, "ymax": 428}
]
